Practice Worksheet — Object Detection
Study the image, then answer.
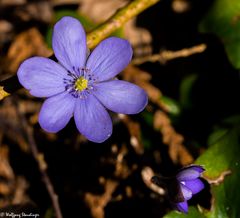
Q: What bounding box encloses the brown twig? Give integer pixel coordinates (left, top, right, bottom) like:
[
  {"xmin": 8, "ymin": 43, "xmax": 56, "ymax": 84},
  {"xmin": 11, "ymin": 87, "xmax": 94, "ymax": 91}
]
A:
[
  {"xmin": 13, "ymin": 98, "xmax": 63, "ymax": 218},
  {"xmin": 141, "ymin": 166, "xmax": 165, "ymax": 195},
  {"xmin": 132, "ymin": 43, "xmax": 207, "ymax": 65}
]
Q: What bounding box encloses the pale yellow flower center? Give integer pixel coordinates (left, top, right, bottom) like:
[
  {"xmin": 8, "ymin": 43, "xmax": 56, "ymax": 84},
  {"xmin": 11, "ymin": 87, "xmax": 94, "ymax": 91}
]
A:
[{"xmin": 74, "ymin": 76, "xmax": 88, "ymax": 91}]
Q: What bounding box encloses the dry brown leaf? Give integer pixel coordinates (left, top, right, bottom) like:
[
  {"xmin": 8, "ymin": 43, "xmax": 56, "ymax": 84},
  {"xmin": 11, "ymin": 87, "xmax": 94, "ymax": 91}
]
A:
[
  {"xmin": 79, "ymin": 0, "xmax": 128, "ymax": 23},
  {"xmin": 14, "ymin": 1, "xmax": 53, "ymax": 23},
  {"xmin": 6, "ymin": 28, "xmax": 52, "ymax": 73},
  {"xmin": 172, "ymin": 0, "xmax": 190, "ymax": 13},
  {"xmin": 0, "ymin": 98, "xmax": 41, "ymax": 152},
  {"xmin": 0, "ymin": 146, "xmax": 14, "ymax": 176},
  {"xmin": 153, "ymin": 110, "xmax": 193, "ymax": 165},
  {"xmin": 123, "ymin": 66, "xmax": 193, "ymax": 165},
  {"xmin": 123, "ymin": 65, "xmax": 183, "ymax": 113},
  {"xmin": 125, "ymin": 19, "xmax": 152, "ymax": 54},
  {"xmin": 0, "ymin": 145, "xmax": 29, "ymax": 207},
  {"xmin": 0, "ymin": 146, "xmax": 15, "ymax": 206},
  {"xmin": 119, "ymin": 114, "xmax": 144, "ymax": 155},
  {"xmin": 114, "ymin": 144, "xmax": 130, "ymax": 178},
  {"xmin": 51, "ymin": 0, "xmax": 80, "ymax": 6},
  {"xmin": 0, "ymin": 20, "xmax": 14, "ymax": 46},
  {"xmin": 12, "ymin": 176, "xmax": 29, "ymax": 205},
  {"xmin": 85, "ymin": 179, "xmax": 118, "ymax": 218},
  {"xmin": 0, "ymin": 103, "xmax": 29, "ymax": 152},
  {"xmin": 123, "ymin": 65, "xmax": 169, "ymax": 111},
  {"xmin": 0, "ymin": 0, "xmax": 26, "ymax": 6}
]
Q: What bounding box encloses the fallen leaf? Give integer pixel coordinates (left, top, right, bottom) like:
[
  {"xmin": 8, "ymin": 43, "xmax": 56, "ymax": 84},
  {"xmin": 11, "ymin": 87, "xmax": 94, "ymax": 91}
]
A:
[{"xmin": 6, "ymin": 28, "xmax": 52, "ymax": 73}]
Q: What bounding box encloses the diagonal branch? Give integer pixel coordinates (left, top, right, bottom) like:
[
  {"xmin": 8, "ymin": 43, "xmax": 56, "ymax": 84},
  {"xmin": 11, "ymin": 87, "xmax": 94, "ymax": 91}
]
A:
[{"xmin": 87, "ymin": 0, "xmax": 160, "ymax": 48}]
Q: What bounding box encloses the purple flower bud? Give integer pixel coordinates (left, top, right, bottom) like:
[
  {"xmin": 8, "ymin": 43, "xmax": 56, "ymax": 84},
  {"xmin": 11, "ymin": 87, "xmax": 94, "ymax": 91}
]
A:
[
  {"xmin": 17, "ymin": 16, "xmax": 148, "ymax": 143},
  {"xmin": 151, "ymin": 165, "xmax": 205, "ymax": 213}
]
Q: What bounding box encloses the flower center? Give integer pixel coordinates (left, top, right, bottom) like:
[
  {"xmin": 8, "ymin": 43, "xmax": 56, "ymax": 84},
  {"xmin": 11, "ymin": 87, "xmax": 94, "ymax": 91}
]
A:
[
  {"xmin": 74, "ymin": 76, "xmax": 88, "ymax": 91},
  {"xmin": 63, "ymin": 68, "xmax": 96, "ymax": 99}
]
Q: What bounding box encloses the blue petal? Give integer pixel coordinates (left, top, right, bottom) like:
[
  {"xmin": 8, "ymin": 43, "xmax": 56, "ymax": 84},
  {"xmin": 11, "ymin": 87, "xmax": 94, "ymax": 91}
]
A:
[
  {"xmin": 74, "ymin": 95, "xmax": 112, "ymax": 143},
  {"xmin": 180, "ymin": 183, "xmax": 192, "ymax": 200},
  {"xmin": 184, "ymin": 179, "xmax": 204, "ymax": 194},
  {"xmin": 17, "ymin": 57, "xmax": 67, "ymax": 97},
  {"xmin": 52, "ymin": 16, "xmax": 87, "ymax": 73},
  {"xmin": 177, "ymin": 165, "xmax": 205, "ymax": 181},
  {"xmin": 94, "ymin": 80, "xmax": 148, "ymax": 114},
  {"xmin": 86, "ymin": 37, "xmax": 132, "ymax": 82},
  {"xmin": 175, "ymin": 201, "xmax": 188, "ymax": 213},
  {"xmin": 39, "ymin": 92, "xmax": 75, "ymax": 132}
]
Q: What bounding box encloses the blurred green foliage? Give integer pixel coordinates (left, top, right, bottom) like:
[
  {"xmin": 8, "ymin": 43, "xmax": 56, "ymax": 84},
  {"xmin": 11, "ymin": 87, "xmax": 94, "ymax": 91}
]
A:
[
  {"xmin": 161, "ymin": 96, "xmax": 181, "ymax": 116},
  {"xmin": 141, "ymin": 110, "xmax": 154, "ymax": 127},
  {"xmin": 199, "ymin": 0, "xmax": 240, "ymax": 69},
  {"xmin": 179, "ymin": 74, "xmax": 198, "ymax": 110}
]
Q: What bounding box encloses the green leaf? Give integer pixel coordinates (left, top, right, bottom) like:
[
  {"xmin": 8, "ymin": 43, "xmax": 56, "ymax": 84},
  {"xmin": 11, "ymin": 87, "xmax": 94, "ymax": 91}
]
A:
[
  {"xmin": 141, "ymin": 110, "xmax": 154, "ymax": 127},
  {"xmin": 164, "ymin": 207, "xmax": 206, "ymax": 218},
  {"xmin": 196, "ymin": 127, "xmax": 240, "ymax": 218},
  {"xmin": 161, "ymin": 96, "xmax": 181, "ymax": 116},
  {"xmin": 199, "ymin": 0, "xmax": 240, "ymax": 68},
  {"xmin": 196, "ymin": 127, "xmax": 240, "ymax": 179},
  {"xmin": 164, "ymin": 126, "xmax": 240, "ymax": 218},
  {"xmin": 207, "ymin": 128, "xmax": 228, "ymax": 146},
  {"xmin": 179, "ymin": 74, "xmax": 198, "ymax": 109}
]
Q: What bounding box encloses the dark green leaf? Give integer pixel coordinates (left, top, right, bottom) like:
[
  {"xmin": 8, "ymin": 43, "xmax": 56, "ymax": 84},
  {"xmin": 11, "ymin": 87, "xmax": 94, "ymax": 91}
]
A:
[
  {"xmin": 164, "ymin": 207, "xmax": 206, "ymax": 218},
  {"xmin": 196, "ymin": 127, "xmax": 240, "ymax": 218},
  {"xmin": 199, "ymin": 0, "xmax": 240, "ymax": 68},
  {"xmin": 164, "ymin": 126, "xmax": 240, "ymax": 218},
  {"xmin": 179, "ymin": 74, "xmax": 198, "ymax": 109}
]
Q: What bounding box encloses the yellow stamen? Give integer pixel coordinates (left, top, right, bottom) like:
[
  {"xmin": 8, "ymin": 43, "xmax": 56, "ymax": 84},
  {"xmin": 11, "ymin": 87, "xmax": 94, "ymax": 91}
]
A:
[{"xmin": 75, "ymin": 77, "xmax": 88, "ymax": 91}]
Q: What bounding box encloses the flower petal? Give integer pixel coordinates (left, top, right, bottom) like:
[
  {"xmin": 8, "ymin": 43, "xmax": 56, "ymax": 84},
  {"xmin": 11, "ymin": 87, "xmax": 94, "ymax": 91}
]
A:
[
  {"xmin": 177, "ymin": 165, "xmax": 205, "ymax": 181},
  {"xmin": 94, "ymin": 80, "xmax": 148, "ymax": 114},
  {"xmin": 184, "ymin": 179, "xmax": 204, "ymax": 194},
  {"xmin": 52, "ymin": 16, "xmax": 87, "ymax": 72},
  {"xmin": 180, "ymin": 183, "xmax": 192, "ymax": 200},
  {"xmin": 86, "ymin": 37, "xmax": 132, "ymax": 82},
  {"xmin": 74, "ymin": 95, "xmax": 112, "ymax": 143},
  {"xmin": 175, "ymin": 201, "xmax": 188, "ymax": 213},
  {"xmin": 39, "ymin": 92, "xmax": 75, "ymax": 132},
  {"xmin": 17, "ymin": 57, "xmax": 67, "ymax": 97}
]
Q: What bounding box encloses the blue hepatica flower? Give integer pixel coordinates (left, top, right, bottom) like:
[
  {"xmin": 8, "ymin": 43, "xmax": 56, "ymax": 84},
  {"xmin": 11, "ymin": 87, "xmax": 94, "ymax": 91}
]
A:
[
  {"xmin": 17, "ymin": 16, "xmax": 148, "ymax": 143},
  {"xmin": 174, "ymin": 165, "xmax": 205, "ymax": 213},
  {"xmin": 151, "ymin": 165, "xmax": 205, "ymax": 213}
]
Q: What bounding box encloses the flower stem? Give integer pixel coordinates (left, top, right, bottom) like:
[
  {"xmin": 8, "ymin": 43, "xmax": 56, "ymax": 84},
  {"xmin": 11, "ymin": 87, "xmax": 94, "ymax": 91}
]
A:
[{"xmin": 87, "ymin": 0, "xmax": 161, "ymax": 49}]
